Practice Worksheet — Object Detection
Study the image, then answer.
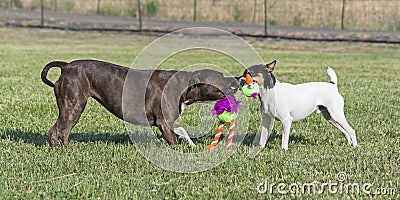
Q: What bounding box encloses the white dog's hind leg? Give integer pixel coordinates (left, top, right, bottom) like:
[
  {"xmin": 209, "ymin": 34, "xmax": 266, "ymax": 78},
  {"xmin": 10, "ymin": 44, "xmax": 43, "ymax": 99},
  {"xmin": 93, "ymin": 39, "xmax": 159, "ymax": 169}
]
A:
[
  {"xmin": 260, "ymin": 113, "xmax": 272, "ymax": 147},
  {"xmin": 174, "ymin": 126, "xmax": 196, "ymax": 147},
  {"xmin": 281, "ymin": 120, "xmax": 292, "ymax": 150},
  {"xmin": 327, "ymin": 119, "xmax": 352, "ymax": 144},
  {"xmin": 332, "ymin": 116, "xmax": 357, "ymax": 147},
  {"xmin": 322, "ymin": 106, "xmax": 357, "ymax": 147}
]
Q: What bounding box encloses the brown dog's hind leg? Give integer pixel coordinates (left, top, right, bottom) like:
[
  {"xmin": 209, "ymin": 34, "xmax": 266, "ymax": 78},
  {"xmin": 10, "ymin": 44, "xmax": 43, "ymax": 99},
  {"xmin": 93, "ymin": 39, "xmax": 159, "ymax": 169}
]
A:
[
  {"xmin": 47, "ymin": 125, "xmax": 59, "ymax": 149},
  {"xmin": 58, "ymin": 99, "xmax": 87, "ymax": 147},
  {"xmin": 48, "ymin": 79, "xmax": 88, "ymax": 148}
]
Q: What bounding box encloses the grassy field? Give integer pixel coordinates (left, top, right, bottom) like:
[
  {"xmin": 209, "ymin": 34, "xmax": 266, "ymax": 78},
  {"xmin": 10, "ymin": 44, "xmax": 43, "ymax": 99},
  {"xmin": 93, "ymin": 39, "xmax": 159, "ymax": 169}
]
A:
[{"xmin": 0, "ymin": 27, "xmax": 399, "ymax": 199}]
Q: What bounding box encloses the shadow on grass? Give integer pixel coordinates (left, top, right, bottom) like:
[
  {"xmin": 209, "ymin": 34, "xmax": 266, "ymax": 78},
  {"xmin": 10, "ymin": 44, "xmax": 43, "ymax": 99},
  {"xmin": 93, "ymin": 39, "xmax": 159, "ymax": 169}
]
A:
[
  {"xmin": 69, "ymin": 133, "xmax": 131, "ymax": 144},
  {"xmin": 0, "ymin": 129, "xmax": 131, "ymax": 147},
  {"xmin": 241, "ymin": 129, "xmax": 311, "ymax": 147},
  {"xmin": 0, "ymin": 129, "xmax": 48, "ymax": 146},
  {"xmin": 1, "ymin": 128, "xmax": 311, "ymax": 148}
]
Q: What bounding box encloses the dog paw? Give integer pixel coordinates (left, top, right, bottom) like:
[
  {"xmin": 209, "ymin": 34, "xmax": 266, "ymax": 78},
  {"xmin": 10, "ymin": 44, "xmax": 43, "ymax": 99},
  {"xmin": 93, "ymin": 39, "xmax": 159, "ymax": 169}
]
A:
[
  {"xmin": 187, "ymin": 141, "xmax": 196, "ymax": 147},
  {"xmin": 179, "ymin": 135, "xmax": 196, "ymax": 147}
]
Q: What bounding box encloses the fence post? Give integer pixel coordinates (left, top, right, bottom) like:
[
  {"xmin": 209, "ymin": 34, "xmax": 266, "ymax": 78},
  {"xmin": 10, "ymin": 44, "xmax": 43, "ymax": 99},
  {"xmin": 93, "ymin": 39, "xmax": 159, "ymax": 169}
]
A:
[
  {"xmin": 40, "ymin": 0, "xmax": 44, "ymax": 27},
  {"xmin": 264, "ymin": 0, "xmax": 267, "ymax": 35},
  {"xmin": 54, "ymin": 0, "xmax": 58, "ymax": 12},
  {"xmin": 253, "ymin": 0, "xmax": 257, "ymax": 24},
  {"xmin": 97, "ymin": 0, "xmax": 101, "ymax": 15},
  {"xmin": 137, "ymin": 0, "xmax": 142, "ymax": 31},
  {"xmin": 341, "ymin": 0, "xmax": 346, "ymax": 30},
  {"xmin": 193, "ymin": 0, "xmax": 197, "ymax": 22}
]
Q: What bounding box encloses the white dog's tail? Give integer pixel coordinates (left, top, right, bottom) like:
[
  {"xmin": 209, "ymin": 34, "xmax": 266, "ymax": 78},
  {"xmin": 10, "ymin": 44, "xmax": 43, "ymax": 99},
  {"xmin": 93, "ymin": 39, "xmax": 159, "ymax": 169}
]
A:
[{"xmin": 326, "ymin": 67, "xmax": 338, "ymax": 85}]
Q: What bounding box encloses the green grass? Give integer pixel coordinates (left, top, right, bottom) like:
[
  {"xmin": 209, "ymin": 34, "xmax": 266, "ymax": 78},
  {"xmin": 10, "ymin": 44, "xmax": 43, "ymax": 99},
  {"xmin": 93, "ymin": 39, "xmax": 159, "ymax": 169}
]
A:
[{"xmin": 0, "ymin": 27, "xmax": 399, "ymax": 199}]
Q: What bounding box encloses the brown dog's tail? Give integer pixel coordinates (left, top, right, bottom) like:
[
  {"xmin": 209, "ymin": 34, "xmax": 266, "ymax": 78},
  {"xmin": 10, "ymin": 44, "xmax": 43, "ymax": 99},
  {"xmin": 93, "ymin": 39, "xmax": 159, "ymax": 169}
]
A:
[{"xmin": 41, "ymin": 61, "xmax": 68, "ymax": 87}]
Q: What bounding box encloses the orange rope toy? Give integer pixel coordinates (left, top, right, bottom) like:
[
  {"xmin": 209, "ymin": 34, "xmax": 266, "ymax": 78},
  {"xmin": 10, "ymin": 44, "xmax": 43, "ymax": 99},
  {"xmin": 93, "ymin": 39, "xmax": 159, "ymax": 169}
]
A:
[{"xmin": 206, "ymin": 95, "xmax": 239, "ymax": 151}]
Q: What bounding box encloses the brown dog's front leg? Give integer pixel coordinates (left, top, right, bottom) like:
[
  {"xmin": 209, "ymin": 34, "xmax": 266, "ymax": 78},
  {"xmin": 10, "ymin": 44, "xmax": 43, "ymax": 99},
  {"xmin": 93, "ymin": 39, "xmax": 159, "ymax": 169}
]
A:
[{"xmin": 157, "ymin": 121, "xmax": 177, "ymax": 146}]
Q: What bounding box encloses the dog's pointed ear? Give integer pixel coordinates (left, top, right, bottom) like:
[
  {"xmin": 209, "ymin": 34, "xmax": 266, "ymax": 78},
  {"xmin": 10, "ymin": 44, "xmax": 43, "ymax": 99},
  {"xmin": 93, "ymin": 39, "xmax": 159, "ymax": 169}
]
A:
[
  {"xmin": 266, "ymin": 60, "xmax": 276, "ymax": 72},
  {"xmin": 189, "ymin": 70, "xmax": 204, "ymax": 87},
  {"xmin": 186, "ymin": 71, "xmax": 203, "ymax": 102}
]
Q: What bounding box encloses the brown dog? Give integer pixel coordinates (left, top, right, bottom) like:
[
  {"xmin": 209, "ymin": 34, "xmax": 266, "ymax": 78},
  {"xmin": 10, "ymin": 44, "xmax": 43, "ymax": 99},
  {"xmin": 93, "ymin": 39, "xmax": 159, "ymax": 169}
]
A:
[{"xmin": 41, "ymin": 59, "xmax": 239, "ymax": 148}]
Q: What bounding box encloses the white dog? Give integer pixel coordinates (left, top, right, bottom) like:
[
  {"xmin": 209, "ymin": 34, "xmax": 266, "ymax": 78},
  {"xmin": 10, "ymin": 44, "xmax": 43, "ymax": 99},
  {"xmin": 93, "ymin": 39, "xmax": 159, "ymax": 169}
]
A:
[{"xmin": 241, "ymin": 60, "xmax": 358, "ymax": 150}]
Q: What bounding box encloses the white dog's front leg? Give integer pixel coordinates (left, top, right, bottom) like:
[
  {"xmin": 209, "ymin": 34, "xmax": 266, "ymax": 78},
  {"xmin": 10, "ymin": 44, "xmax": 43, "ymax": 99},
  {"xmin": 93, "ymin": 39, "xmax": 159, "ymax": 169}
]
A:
[
  {"xmin": 281, "ymin": 120, "xmax": 292, "ymax": 150},
  {"xmin": 260, "ymin": 113, "xmax": 272, "ymax": 147},
  {"xmin": 174, "ymin": 126, "xmax": 196, "ymax": 147}
]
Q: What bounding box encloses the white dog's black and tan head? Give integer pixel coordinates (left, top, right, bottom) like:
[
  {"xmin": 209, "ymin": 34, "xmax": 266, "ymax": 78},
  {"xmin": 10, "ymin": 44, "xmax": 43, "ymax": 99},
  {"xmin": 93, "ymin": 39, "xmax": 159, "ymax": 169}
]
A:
[{"xmin": 239, "ymin": 60, "xmax": 277, "ymax": 90}]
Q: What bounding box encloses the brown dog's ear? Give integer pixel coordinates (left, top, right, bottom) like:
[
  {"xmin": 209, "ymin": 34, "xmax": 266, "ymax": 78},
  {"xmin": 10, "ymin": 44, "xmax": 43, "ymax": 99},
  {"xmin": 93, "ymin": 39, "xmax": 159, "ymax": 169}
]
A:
[
  {"xmin": 266, "ymin": 60, "xmax": 276, "ymax": 72},
  {"xmin": 189, "ymin": 70, "xmax": 204, "ymax": 87},
  {"xmin": 189, "ymin": 69, "xmax": 222, "ymax": 87},
  {"xmin": 186, "ymin": 71, "xmax": 206, "ymax": 104}
]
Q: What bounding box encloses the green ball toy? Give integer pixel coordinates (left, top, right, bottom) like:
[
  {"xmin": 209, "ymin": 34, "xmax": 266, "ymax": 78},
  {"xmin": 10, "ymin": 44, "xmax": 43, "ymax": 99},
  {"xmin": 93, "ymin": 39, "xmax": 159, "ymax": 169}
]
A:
[
  {"xmin": 242, "ymin": 82, "xmax": 260, "ymax": 99},
  {"xmin": 217, "ymin": 111, "xmax": 238, "ymax": 123}
]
